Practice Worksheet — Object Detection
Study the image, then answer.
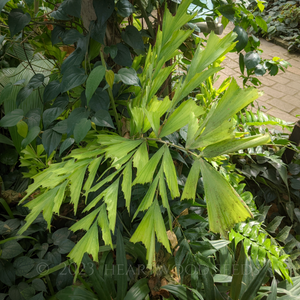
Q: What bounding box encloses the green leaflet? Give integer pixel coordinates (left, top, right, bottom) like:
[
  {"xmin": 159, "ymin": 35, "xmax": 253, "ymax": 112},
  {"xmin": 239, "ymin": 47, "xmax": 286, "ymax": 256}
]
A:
[
  {"xmin": 159, "ymin": 170, "xmax": 172, "ymax": 230},
  {"xmin": 181, "ymin": 159, "xmax": 201, "ymax": 202},
  {"xmin": 102, "ymin": 178, "xmax": 120, "ymax": 232},
  {"xmin": 70, "ymin": 206, "xmax": 102, "ymax": 232},
  {"xmin": 83, "ymin": 156, "xmax": 103, "ymax": 193},
  {"xmin": 199, "ymin": 158, "xmax": 253, "ymax": 237},
  {"xmin": 122, "ymin": 160, "xmax": 132, "ymax": 212},
  {"xmin": 133, "ymin": 173, "xmax": 160, "ymax": 220},
  {"xmin": 159, "ymin": 100, "xmax": 205, "ymax": 138},
  {"xmin": 97, "ymin": 204, "xmax": 113, "ymax": 249},
  {"xmin": 133, "ymin": 141, "xmax": 148, "ymax": 177},
  {"xmin": 133, "ymin": 145, "xmax": 165, "ymax": 185},
  {"xmin": 202, "ymin": 79, "xmax": 258, "ymax": 136},
  {"xmin": 104, "ymin": 139, "xmax": 143, "ymax": 160},
  {"xmin": 130, "ymin": 199, "xmax": 171, "ymax": 269},
  {"xmin": 53, "ymin": 180, "xmax": 69, "ymax": 214},
  {"xmin": 69, "ymin": 163, "xmax": 89, "ymax": 214},
  {"xmin": 85, "ymin": 65, "xmax": 106, "ymax": 104},
  {"xmin": 19, "ymin": 186, "xmax": 59, "ymax": 234},
  {"xmin": 163, "ymin": 147, "xmax": 180, "ymax": 198},
  {"xmin": 161, "ymin": 0, "xmax": 195, "ymax": 45},
  {"xmin": 68, "ymin": 221, "xmax": 99, "ymax": 278},
  {"xmin": 201, "ymin": 134, "xmax": 271, "ymax": 158}
]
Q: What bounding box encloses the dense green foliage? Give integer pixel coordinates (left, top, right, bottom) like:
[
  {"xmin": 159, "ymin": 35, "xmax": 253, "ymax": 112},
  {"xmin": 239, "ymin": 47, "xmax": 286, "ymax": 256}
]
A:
[{"xmin": 0, "ymin": 0, "xmax": 300, "ymax": 299}]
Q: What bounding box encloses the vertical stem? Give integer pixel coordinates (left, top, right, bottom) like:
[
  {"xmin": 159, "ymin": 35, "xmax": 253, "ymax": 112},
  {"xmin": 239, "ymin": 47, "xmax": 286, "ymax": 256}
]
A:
[
  {"xmin": 99, "ymin": 48, "xmax": 122, "ymax": 135},
  {"xmin": 34, "ymin": 0, "xmax": 39, "ymax": 15}
]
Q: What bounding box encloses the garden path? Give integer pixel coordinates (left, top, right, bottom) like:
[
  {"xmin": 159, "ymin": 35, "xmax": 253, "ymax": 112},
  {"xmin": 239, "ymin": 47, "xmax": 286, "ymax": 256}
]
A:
[{"xmin": 214, "ymin": 23, "xmax": 300, "ymax": 123}]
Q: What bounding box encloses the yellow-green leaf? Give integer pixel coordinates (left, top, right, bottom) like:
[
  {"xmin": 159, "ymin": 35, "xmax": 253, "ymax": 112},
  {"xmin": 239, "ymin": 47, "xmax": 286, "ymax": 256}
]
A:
[
  {"xmin": 133, "ymin": 145, "xmax": 165, "ymax": 185},
  {"xmin": 200, "ymin": 158, "xmax": 253, "ymax": 237},
  {"xmin": 17, "ymin": 121, "xmax": 28, "ymax": 138},
  {"xmin": 105, "ymin": 70, "xmax": 115, "ymax": 89},
  {"xmin": 159, "ymin": 99, "xmax": 204, "ymax": 138},
  {"xmin": 201, "ymin": 134, "xmax": 271, "ymax": 158},
  {"xmin": 163, "ymin": 147, "xmax": 179, "ymax": 198},
  {"xmin": 98, "ymin": 204, "xmax": 113, "ymax": 249},
  {"xmin": 181, "ymin": 159, "xmax": 201, "ymax": 202},
  {"xmin": 130, "ymin": 199, "xmax": 171, "ymax": 269},
  {"xmin": 133, "ymin": 141, "xmax": 148, "ymax": 177},
  {"xmin": 122, "ymin": 160, "xmax": 132, "ymax": 211}
]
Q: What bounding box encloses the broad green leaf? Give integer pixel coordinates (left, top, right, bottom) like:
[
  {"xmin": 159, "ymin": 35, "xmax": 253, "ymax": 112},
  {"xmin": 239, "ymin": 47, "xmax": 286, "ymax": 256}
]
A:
[
  {"xmin": 16, "ymin": 86, "xmax": 34, "ymax": 107},
  {"xmin": 56, "ymin": 286, "xmax": 97, "ymax": 300},
  {"xmin": 43, "ymin": 107, "xmax": 64, "ymax": 129},
  {"xmin": 105, "ymin": 70, "xmax": 114, "ymax": 89},
  {"xmin": 130, "ymin": 199, "xmax": 171, "ymax": 269},
  {"xmin": 122, "ymin": 160, "xmax": 132, "ymax": 211},
  {"xmin": 113, "ymin": 43, "xmax": 132, "ymax": 67},
  {"xmin": 200, "ymin": 159, "xmax": 253, "ymax": 237},
  {"xmin": 74, "ymin": 118, "xmax": 91, "ymax": 143},
  {"xmin": 97, "ymin": 204, "xmax": 113, "ymax": 249},
  {"xmin": 68, "ymin": 221, "xmax": 100, "ymax": 278},
  {"xmin": 133, "ymin": 145, "xmax": 165, "ymax": 185},
  {"xmin": 267, "ymin": 278, "xmax": 277, "ymax": 300},
  {"xmin": 63, "ymin": 28, "xmax": 82, "ymax": 44},
  {"xmin": 255, "ymin": 16, "xmax": 268, "ymax": 32},
  {"xmin": 8, "ymin": 9, "xmax": 31, "ymax": 37},
  {"xmin": 201, "ymin": 134, "xmax": 270, "ymax": 158},
  {"xmin": 51, "ymin": 0, "xmax": 82, "ymax": 19},
  {"xmin": 0, "ymin": 109, "xmax": 24, "ymax": 127},
  {"xmin": 60, "ymin": 66, "xmax": 87, "ymax": 93},
  {"xmin": 42, "ymin": 129, "xmax": 62, "ymax": 156},
  {"xmin": 59, "ymin": 137, "xmax": 75, "ymax": 156},
  {"xmin": 181, "ymin": 159, "xmax": 201, "ymax": 202},
  {"xmin": 123, "ymin": 278, "xmax": 150, "ymax": 300},
  {"xmin": 240, "ymin": 262, "xmax": 270, "ymax": 300},
  {"xmin": 163, "ymin": 147, "xmax": 180, "ymax": 198},
  {"xmin": 0, "ymin": 240, "xmax": 24, "ymax": 259},
  {"xmin": 121, "ymin": 25, "xmax": 144, "ymax": 55},
  {"xmin": 159, "ymin": 100, "xmax": 204, "ymax": 138},
  {"xmin": 133, "ymin": 141, "xmax": 148, "ymax": 177},
  {"xmin": 28, "ymin": 74, "xmax": 45, "ymax": 89},
  {"xmin": 244, "ymin": 51, "xmax": 261, "ymax": 70},
  {"xmin": 233, "ymin": 26, "xmax": 248, "ymax": 52},
  {"xmin": 43, "ymin": 80, "xmax": 61, "ymax": 103},
  {"xmin": 116, "ymin": 0, "xmax": 135, "ymax": 17},
  {"xmin": 91, "ymin": 109, "xmax": 115, "ymax": 129},
  {"xmin": 117, "ymin": 68, "xmax": 141, "ymax": 86},
  {"xmin": 218, "ymin": 4, "xmax": 235, "ymax": 21},
  {"xmin": 13, "ymin": 257, "xmax": 35, "ymax": 276},
  {"xmin": 17, "ymin": 121, "xmax": 28, "ymax": 138},
  {"xmin": 116, "ymin": 229, "xmax": 127, "ymax": 300},
  {"xmin": 0, "ymin": 133, "xmax": 14, "ymax": 146},
  {"xmin": 86, "ymin": 65, "xmax": 106, "ymax": 104},
  {"xmin": 0, "ymin": 0, "xmax": 10, "ymax": 11}
]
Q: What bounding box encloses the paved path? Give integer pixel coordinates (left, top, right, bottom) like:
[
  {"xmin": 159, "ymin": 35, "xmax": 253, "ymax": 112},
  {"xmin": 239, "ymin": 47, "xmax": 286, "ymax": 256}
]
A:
[{"xmin": 213, "ymin": 23, "xmax": 300, "ymax": 123}]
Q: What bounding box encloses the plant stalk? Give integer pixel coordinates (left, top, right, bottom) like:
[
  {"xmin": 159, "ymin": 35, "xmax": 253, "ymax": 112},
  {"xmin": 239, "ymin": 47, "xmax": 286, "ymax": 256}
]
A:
[{"xmin": 99, "ymin": 47, "xmax": 122, "ymax": 135}]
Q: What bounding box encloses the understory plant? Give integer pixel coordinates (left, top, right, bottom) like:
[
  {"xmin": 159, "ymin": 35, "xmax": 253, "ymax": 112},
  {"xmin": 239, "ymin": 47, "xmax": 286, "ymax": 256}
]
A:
[{"xmin": 0, "ymin": 0, "xmax": 299, "ymax": 299}]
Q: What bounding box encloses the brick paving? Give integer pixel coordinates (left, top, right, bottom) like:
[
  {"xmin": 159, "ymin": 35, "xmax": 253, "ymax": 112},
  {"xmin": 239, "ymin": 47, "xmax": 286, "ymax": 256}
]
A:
[{"xmin": 213, "ymin": 23, "xmax": 300, "ymax": 123}]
